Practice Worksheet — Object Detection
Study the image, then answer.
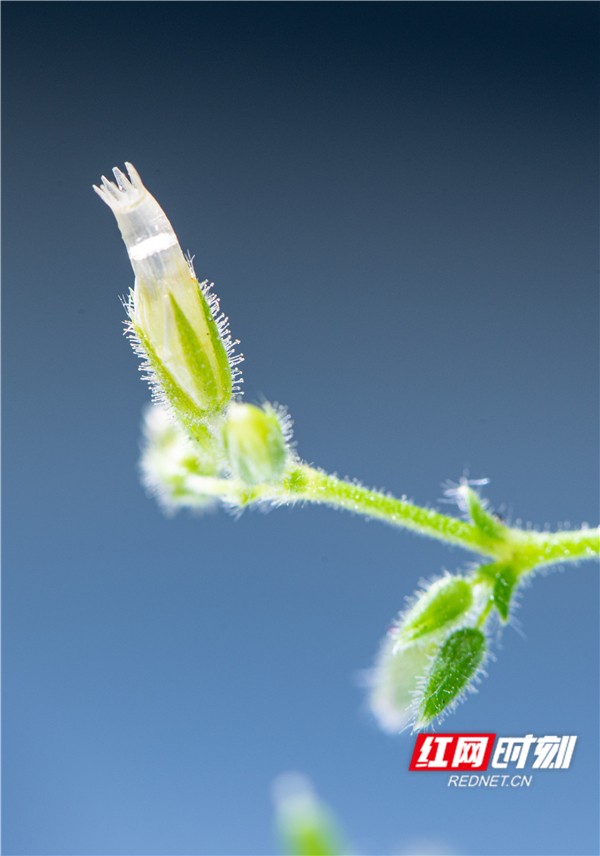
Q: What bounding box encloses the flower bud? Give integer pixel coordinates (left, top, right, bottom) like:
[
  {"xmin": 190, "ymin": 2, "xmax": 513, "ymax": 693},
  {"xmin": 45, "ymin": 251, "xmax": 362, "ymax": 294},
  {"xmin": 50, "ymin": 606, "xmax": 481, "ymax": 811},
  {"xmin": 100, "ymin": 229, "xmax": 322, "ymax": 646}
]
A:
[
  {"xmin": 369, "ymin": 636, "xmax": 435, "ymax": 732},
  {"xmin": 222, "ymin": 403, "xmax": 288, "ymax": 485},
  {"xmin": 416, "ymin": 627, "xmax": 486, "ymax": 728},
  {"xmin": 140, "ymin": 404, "xmax": 220, "ymax": 509},
  {"xmin": 368, "ymin": 575, "xmax": 476, "ymax": 732},
  {"xmin": 94, "ymin": 164, "xmax": 241, "ymax": 432}
]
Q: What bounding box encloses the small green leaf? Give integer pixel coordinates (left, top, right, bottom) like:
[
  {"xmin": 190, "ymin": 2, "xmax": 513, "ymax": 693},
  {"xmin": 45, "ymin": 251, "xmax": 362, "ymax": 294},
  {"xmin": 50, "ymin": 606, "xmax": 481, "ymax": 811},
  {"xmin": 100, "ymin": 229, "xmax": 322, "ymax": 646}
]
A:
[
  {"xmin": 465, "ymin": 487, "xmax": 506, "ymax": 541},
  {"xmin": 493, "ymin": 564, "xmax": 519, "ymax": 621},
  {"xmin": 418, "ymin": 627, "xmax": 486, "ymax": 725},
  {"xmin": 400, "ymin": 577, "xmax": 473, "ymax": 644}
]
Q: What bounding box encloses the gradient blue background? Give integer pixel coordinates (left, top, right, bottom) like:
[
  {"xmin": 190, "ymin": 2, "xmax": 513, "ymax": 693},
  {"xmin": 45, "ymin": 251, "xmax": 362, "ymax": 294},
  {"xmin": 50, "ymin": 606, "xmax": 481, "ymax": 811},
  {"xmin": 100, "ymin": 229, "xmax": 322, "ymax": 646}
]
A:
[{"xmin": 3, "ymin": 3, "xmax": 598, "ymax": 855}]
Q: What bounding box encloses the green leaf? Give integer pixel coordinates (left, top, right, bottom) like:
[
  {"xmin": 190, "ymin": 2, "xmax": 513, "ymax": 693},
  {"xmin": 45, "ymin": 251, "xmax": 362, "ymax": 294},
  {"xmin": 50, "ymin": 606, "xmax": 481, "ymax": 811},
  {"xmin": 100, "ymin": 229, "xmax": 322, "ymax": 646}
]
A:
[
  {"xmin": 418, "ymin": 627, "xmax": 486, "ymax": 725},
  {"xmin": 465, "ymin": 487, "xmax": 506, "ymax": 541},
  {"xmin": 493, "ymin": 564, "xmax": 519, "ymax": 621},
  {"xmin": 399, "ymin": 577, "xmax": 473, "ymax": 644}
]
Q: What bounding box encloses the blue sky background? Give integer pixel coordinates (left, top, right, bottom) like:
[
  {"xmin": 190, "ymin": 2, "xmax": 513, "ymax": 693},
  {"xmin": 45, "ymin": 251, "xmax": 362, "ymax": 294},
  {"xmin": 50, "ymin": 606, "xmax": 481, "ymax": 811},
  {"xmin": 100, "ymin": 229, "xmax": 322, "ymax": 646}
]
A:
[{"xmin": 3, "ymin": 3, "xmax": 598, "ymax": 855}]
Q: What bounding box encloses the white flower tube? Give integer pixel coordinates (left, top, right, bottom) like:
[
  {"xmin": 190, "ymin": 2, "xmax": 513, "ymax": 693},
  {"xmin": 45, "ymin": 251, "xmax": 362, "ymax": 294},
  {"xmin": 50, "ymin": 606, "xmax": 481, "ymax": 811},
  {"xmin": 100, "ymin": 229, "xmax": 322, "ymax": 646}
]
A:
[{"xmin": 94, "ymin": 163, "xmax": 241, "ymax": 435}]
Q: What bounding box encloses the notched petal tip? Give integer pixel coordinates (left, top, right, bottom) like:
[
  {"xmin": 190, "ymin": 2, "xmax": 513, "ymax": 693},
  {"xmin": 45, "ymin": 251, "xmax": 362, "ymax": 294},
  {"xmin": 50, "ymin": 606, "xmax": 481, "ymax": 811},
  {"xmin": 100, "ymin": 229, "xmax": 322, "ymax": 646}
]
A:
[
  {"xmin": 101, "ymin": 175, "xmax": 120, "ymax": 196},
  {"xmin": 92, "ymin": 183, "xmax": 107, "ymax": 200},
  {"xmin": 125, "ymin": 161, "xmax": 144, "ymax": 189},
  {"xmin": 94, "ymin": 163, "xmax": 145, "ymax": 210},
  {"xmin": 112, "ymin": 166, "xmax": 132, "ymax": 191}
]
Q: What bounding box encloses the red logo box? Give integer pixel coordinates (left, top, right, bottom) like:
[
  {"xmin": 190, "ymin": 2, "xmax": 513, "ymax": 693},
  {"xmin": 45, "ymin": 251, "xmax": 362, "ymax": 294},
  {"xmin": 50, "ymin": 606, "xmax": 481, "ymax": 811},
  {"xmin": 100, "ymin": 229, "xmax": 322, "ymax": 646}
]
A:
[{"xmin": 409, "ymin": 733, "xmax": 496, "ymax": 771}]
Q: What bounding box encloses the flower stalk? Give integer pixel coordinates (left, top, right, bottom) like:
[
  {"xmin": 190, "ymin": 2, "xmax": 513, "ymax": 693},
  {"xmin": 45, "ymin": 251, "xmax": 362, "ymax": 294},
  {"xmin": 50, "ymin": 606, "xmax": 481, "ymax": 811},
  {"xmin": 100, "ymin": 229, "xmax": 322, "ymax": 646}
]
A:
[{"xmin": 136, "ymin": 431, "xmax": 599, "ymax": 571}]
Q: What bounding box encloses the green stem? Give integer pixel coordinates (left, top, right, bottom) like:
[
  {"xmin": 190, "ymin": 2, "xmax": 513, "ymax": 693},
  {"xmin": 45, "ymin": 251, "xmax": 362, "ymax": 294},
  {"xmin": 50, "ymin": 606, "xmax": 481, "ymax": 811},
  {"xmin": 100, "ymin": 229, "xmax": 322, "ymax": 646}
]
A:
[
  {"xmin": 184, "ymin": 464, "xmax": 599, "ymax": 569},
  {"xmin": 515, "ymin": 528, "xmax": 600, "ymax": 570},
  {"xmin": 476, "ymin": 599, "xmax": 494, "ymax": 628},
  {"xmin": 278, "ymin": 465, "xmax": 501, "ymax": 556},
  {"xmin": 280, "ymin": 466, "xmax": 599, "ymax": 568}
]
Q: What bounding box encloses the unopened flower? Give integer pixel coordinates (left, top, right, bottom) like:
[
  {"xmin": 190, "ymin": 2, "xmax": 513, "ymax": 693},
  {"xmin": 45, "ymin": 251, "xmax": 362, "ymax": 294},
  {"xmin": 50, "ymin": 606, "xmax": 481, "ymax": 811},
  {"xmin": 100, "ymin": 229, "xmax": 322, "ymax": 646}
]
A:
[
  {"xmin": 368, "ymin": 574, "xmax": 478, "ymax": 731},
  {"xmin": 94, "ymin": 163, "xmax": 241, "ymax": 435},
  {"xmin": 140, "ymin": 404, "xmax": 220, "ymax": 510},
  {"xmin": 222, "ymin": 402, "xmax": 289, "ymax": 485},
  {"xmin": 369, "ymin": 636, "xmax": 435, "ymax": 732}
]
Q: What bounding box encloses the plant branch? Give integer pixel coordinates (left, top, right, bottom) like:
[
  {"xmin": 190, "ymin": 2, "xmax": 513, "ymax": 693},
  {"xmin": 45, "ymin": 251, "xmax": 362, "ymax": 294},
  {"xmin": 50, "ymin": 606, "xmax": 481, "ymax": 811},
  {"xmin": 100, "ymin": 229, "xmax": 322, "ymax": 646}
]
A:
[
  {"xmin": 515, "ymin": 527, "xmax": 600, "ymax": 570},
  {"xmin": 278, "ymin": 465, "xmax": 502, "ymax": 556},
  {"xmin": 176, "ymin": 461, "xmax": 599, "ymax": 568}
]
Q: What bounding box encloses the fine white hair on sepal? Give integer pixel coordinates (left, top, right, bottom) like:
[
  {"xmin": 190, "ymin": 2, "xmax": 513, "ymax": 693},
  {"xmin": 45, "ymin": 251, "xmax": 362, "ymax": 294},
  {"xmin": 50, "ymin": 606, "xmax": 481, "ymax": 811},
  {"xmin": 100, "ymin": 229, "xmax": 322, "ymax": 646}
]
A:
[
  {"xmin": 122, "ymin": 303, "xmax": 170, "ymax": 413},
  {"xmin": 257, "ymin": 398, "xmax": 295, "ymax": 452},
  {"xmin": 185, "ymin": 251, "xmax": 196, "ymax": 276},
  {"xmin": 199, "ymin": 278, "xmax": 244, "ymax": 397}
]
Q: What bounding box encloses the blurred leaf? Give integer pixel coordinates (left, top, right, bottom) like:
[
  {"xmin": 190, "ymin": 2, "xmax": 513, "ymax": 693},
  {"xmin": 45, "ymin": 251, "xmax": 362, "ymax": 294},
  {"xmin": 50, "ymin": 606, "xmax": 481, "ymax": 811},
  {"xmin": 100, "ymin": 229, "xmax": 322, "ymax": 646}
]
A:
[{"xmin": 274, "ymin": 774, "xmax": 348, "ymax": 856}]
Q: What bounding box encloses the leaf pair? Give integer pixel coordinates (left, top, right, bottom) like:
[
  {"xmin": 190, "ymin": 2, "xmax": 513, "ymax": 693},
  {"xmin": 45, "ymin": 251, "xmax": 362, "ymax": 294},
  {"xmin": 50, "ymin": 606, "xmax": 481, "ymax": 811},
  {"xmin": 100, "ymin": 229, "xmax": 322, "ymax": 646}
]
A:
[{"xmin": 370, "ymin": 575, "xmax": 487, "ymax": 730}]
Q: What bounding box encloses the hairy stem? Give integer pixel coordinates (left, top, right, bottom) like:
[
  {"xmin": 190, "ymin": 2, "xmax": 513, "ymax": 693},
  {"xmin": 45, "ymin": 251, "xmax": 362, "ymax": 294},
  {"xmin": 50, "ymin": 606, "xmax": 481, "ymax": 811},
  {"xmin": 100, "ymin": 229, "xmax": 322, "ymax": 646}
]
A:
[
  {"xmin": 515, "ymin": 528, "xmax": 600, "ymax": 570},
  {"xmin": 180, "ymin": 463, "xmax": 599, "ymax": 568},
  {"xmin": 280, "ymin": 465, "xmax": 501, "ymax": 556}
]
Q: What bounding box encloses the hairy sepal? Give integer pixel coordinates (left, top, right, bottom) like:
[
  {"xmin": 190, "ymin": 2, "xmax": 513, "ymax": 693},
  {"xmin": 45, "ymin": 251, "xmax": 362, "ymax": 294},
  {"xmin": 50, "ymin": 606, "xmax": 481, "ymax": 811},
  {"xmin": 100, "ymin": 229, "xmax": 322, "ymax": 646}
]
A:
[
  {"xmin": 397, "ymin": 576, "xmax": 473, "ymax": 645},
  {"xmin": 416, "ymin": 627, "xmax": 487, "ymax": 727}
]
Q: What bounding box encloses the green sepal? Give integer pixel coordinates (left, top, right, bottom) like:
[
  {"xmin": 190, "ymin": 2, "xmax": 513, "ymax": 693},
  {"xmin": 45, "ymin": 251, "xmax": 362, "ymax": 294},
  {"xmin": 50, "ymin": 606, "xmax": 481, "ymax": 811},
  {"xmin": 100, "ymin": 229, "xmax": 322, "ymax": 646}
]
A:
[
  {"xmin": 418, "ymin": 627, "xmax": 486, "ymax": 726},
  {"xmin": 222, "ymin": 403, "xmax": 287, "ymax": 485},
  {"xmin": 134, "ymin": 325, "xmax": 214, "ymax": 440},
  {"xmin": 399, "ymin": 578, "xmax": 473, "ymax": 644},
  {"xmin": 169, "ymin": 291, "xmax": 232, "ymax": 413},
  {"xmin": 493, "ymin": 564, "xmax": 519, "ymax": 621},
  {"xmin": 195, "ymin": 287, "xmax": 234, "ymax": 400}
]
